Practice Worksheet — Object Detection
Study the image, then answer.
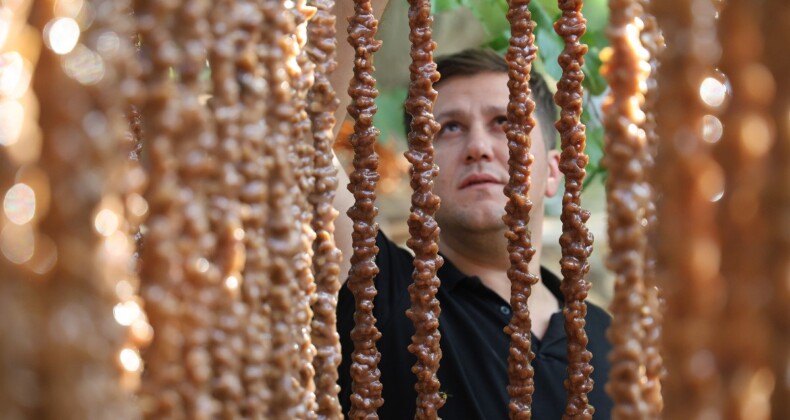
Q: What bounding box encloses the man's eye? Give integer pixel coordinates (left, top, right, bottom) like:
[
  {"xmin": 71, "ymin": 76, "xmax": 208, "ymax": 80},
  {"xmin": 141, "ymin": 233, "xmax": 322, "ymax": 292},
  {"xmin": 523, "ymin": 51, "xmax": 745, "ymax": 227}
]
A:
[
  {"xmin": 494, "ymin": 116, "xmax": 509, "ymax": 128},
  {"xmin": 439, "ymin": 122, "xmax": 462, "ymax": 135}
]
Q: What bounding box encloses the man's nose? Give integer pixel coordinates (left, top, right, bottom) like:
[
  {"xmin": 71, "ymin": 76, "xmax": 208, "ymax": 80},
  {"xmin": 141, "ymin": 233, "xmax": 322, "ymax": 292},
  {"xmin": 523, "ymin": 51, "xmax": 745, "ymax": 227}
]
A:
[{"xmin": 464, "ymin": 125, "xmax": 495, "ymax": 163}]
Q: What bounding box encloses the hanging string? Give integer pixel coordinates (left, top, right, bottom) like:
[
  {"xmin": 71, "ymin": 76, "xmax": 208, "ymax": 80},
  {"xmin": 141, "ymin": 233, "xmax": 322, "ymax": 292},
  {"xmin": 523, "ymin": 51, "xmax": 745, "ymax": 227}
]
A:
[
  {"xmin": 259, "ymin": 0, "xmax": 315, "ymax": 417},
  {"xmin": 761, "ymin": 0, "xmax": 790, "ymax": 416},
  {"xmin": 601, "ymin": 0, "xmax": 652, "ymax": 417},
  {"xmin": 306, "ymin": 0, "xmax": 345, "ymax": 416},
  {"xmin": 714, "ymin": 0, "xmax": 775, "ymax": 417},
  {"xmin": 402, "ymin": 0, "xmax": 445, "ymax": 418},
  {"xmin": 234, "ymin": 0, "xmax": 273, "ymax": 415},
  {"xmin": 205, "ymin": 0, "xmax": 249, "ymax": 416},
  {"xmin": 345, "ymin": 0, "xmax": 385, "ymax": 417},
  {"xmin": 636, "ymin": 0, "xmax": 665, "ymax": 415},
  {"xmin": 287, "ymin": 1, "xmax": 321, "ymax": 415},
  {"xmin": 500, "ymin": 0, "xmax": 540, "ymax": 418},
  {"xmin": 552, "ymin": 1, "xmax": 595, "ymax": 418},
  {"xmin": 652, "ymin": 0, "xmax": 726, "ymax": 417},
  {"xmin": 21, "ymin": 0, "xmax": 139, "ymax": 417},
  {"xmin": 134, "ymin": 0, "xmax": 224, "ymax": 414}
]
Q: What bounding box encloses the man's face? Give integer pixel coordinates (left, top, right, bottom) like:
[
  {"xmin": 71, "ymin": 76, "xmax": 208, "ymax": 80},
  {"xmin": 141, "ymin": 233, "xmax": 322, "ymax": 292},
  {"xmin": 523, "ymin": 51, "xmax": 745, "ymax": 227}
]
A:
[{"xmin": 431, "ymin": 72, "xmax": 561, "ymax": 235}]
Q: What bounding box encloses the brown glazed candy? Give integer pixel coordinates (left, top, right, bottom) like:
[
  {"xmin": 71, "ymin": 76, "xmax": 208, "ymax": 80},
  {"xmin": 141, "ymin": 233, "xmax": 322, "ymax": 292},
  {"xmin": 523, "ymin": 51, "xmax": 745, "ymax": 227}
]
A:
[
  {"xmin": 553, "ymin": 1, "xmax": 595, "ymax": 418},
  {"xmin": 206, "ymin": 1, "xmax": 248, "ymax": 417},
  {"xmin": 233, "ymin": 0, "xmax": 273, "ymax": 416},
  {"xmin": 636, "ymin": 1, "xmax": 665, "ymax": 415},
  {"xmin": 402, "ymin": 0, "xmax": 444, "ymax": 418},
  {"xmin": 652, "ymin": 0, "xmax": 726, "ymax": 418},
  {"xmin": 288, "ymin": 1, "xmax": 320, "ymax": 416},
  {"xmin": 5, "ymin": 0, "xmax": 140, "ymax": 417},
  {"xmin": 291, "ymin": 0, "xmax": 318, "ymax": 204},
  {"xmin": 345, "ymin": 0, "xmax": 385, "ymax": 417},
  {"xmin": 714, "ymin": 0, "xmax": 776, "ymax": 418},
  {"xmin": 602, "ymin": 0, "xmax": 654, "ymax": 418},
  {"xmin": 500, "ymin": 0, "xmax": 540, "ymax": 418},
  {"xmin": 762, "ymin": 0, "xmax": 790, "ymax": 416},
  {"xmin": 259, "ymin": 1, "xmax": 315, "ymax": 418},
  {"xmin": 136, "ymin": 0, "xmax": 224, "ymax": 416},
  {"xmin": 306, "ymin": 0, "xmax": 345, "ymax": 417}
]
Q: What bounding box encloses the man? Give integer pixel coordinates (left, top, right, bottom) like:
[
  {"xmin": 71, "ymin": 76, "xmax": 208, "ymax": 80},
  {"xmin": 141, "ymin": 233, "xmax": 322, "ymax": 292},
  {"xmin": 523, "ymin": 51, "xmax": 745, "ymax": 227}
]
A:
[{"xmin": 331, "ymin": 48, "xmax": 613, "ymax": 419}]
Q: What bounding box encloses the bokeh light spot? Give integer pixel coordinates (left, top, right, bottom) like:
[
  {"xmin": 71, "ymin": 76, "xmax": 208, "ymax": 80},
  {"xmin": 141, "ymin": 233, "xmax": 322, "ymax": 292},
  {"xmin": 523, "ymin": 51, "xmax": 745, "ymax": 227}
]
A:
[
  {"xmin": 126, "ymin": 193, "xmax": 148, "ymax": 219},
  {"xmin": 0, "ymin": 8, "xmax": 12, "ymax": 48},
  {"xmin": 702, "ymin": 115, "xmax": 723, "ymax": 143},
  {"xmin": 4, "ymin": 183, "xmax": 36, "ymax": 225},
  {"xmin": 0, "ymin": 52, "xmax": 31, "ymax": 98},
  {"xmin": 28, "ymin": 233, "xmax": 57, "ymax": 275},
  {"xmin": 113, "ymin": 300, "xmax": 142, "ymax": 326},
  {"xmin": 700, "ymin": 77, "xmax": 727, "ymax": 108},
  {"xmin": 1, "ymin": 223, "xmax": 35, "ymax": 264},
  {"xmin": 62, "ymin": 44, "xmax": 104, "ymax": 85},
  {"xmin": 0, "ymin": 99, "xmax": 24, "ymax": 146},
  {"xmin": 115, "ymin": 279, "xmax": 134, "ymax": 300},
  {"xmin": 130, "ymin": 318, "xmax": 154, "ymax": 344},
  {"xmin": 119, "ymin": 347, "xmax": 141, "ymax": 372},
  {"xmin": 96, "ymin": 31, "xmax": 120, "ymax": 56},
  {"xmin": 44, "ymin": 17, "xmax": 81, "ymax": 55},
  {"xmin": 225, "ymin": 275, "xmax": 240, "ymax": 290},
  {"xmin": 94, "ymin": 208, "xmax": 120, "ymax": 237},
  {"xmin": 740, "ymin": 113, "xmax": 773, "ymax": 158},
  {"xmin": 196, "ymin": 257, "xmax": 210, "ymax": 273}
]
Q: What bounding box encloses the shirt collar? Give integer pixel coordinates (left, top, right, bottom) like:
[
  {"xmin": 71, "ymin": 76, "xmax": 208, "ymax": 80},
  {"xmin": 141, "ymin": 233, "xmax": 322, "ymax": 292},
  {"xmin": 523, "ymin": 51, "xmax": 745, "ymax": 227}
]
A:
[{"xmin": 437, "ymin": 253, "xmax": 565, "ymax": 305}]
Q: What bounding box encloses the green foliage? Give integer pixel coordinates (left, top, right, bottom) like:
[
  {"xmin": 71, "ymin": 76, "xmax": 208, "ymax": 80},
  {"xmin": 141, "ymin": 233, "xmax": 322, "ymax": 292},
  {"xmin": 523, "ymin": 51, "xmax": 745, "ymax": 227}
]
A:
[
  {"xmin": 473, "ymin": 0, "xmax": 610, "ymax": 186},
  {"xmin": 374, "ymin": 86, "xmax": 409, "ymax": 144},
  {"xmin": 430, "ymin": 0, "xmax": 462, "ymax": 13},
  {"xmin": 381, "ymin": 0, "xmax": 611, "ymax": 187}
]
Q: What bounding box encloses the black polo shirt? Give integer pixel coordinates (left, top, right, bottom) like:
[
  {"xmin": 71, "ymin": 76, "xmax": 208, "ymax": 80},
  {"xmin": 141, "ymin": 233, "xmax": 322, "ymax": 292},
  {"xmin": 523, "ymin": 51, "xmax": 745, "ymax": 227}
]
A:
[{"xmin": 337, "ymin": 232, "xmax": 613, "ymax": 419}]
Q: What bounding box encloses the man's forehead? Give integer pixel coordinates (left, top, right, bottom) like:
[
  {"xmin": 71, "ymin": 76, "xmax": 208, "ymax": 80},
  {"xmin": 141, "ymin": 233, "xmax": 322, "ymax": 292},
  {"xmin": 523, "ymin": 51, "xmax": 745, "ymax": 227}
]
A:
[
  {"xmin": 434, "ymin": 104, "xmax": 507, "ymax": 120},
  {"xmin": 435, "ymin": 72, "xmax": 509, "ymax": 95},
  {"xmin": 435, "ymin": 74, "xmax": 508, "ymax": 109}
]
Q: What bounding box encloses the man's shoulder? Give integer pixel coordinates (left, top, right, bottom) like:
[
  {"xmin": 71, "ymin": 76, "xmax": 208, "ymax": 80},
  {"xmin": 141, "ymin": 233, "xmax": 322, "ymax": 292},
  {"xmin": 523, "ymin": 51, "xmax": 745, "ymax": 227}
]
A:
[
  {"xmin": 581, "ymin": 300, "xmax": 613, "ymax": 349},
  {"xmin": 585, "ymin": 300, "xmax": 612, "ymax": 322},
  {"xmin": 373, "ymin": 230, "xmax": 417, "ymax": 283}
]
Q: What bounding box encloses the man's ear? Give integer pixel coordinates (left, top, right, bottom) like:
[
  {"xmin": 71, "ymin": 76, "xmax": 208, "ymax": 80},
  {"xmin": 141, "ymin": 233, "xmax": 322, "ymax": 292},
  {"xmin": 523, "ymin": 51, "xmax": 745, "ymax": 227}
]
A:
[{"xmin": 544, "ymin": 149, "xmax": 562, "ymax": 197}]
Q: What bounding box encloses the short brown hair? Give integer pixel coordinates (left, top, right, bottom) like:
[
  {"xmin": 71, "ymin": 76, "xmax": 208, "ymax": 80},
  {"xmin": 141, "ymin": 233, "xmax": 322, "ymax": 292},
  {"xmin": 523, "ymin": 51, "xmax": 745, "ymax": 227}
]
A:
[{"xmin": 403, "ymin": 48, "xmax": 557, "ymax": 150}]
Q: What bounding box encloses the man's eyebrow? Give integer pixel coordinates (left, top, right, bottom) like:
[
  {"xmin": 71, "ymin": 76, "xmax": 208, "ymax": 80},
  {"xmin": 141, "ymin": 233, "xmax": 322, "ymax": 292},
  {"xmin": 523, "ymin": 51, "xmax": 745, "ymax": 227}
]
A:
[
  {"xmin": 481, "ymin": 105, "xmax": 507, "ymax": 116},
  {"xmin": 434, "ymin": 106, "xmax": 507, "ymax": 120},
  {"xmin": 434, "ymin": 109, "xmax": 466, "ymax": 120}
]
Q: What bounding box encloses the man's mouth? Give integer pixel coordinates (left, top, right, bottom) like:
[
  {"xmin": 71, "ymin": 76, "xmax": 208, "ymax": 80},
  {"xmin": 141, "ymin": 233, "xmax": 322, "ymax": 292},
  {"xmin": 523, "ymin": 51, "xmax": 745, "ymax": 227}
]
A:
[{"xmin": 459, "ymin": 173, "xmax": 503, "ymax": 189}]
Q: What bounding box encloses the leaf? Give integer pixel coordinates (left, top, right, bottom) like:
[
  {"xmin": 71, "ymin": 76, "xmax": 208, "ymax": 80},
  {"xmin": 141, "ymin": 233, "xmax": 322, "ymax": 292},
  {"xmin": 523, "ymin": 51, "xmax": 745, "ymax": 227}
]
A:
[
  {"xmin": 431, "ymin": 0, "xmax": 462, "ymax": 14},
  {"xmin": 461, "ymin": 0, "xmax": 510, "ymax": 39},
  {"xmin": 535, "ymin": 28, "xmax": 564, "ymax": 83},
  {"xmin": 582, "ymin": 46, "xmax": 608, "ymax": 95},
  {"xmin": 530, "ymin": 1, "xmax": 559, "ymax": 36},
  {"xmin": 530, "ymin": 1, "xmax": 564, "ymax": 83},
  {"xmin": 535, "ymin": 0, "xmax": 561, "ymax": 18},
  {"xmin": 532, "ymin": 54, "xmax": 558, "ymax": 95},
  {"xmin": 484, "ymin": 29, "xmax": 511, "ymax": 52},
  {"xmin": 374, "ymin": 87, "xmax": 409, "ymax": 143},
  {"xmin": 580, "ymin": 95, "xmax": 606, "ymax": 189},
  {"xmin": 581, "ymin": 0, "xmax": 609, "ymax": 35}
]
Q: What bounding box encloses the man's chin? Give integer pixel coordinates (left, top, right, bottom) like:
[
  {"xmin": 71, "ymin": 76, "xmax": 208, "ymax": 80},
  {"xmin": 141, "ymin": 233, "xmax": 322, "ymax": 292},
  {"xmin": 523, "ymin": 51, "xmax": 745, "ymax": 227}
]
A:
[{"xmin": 437, "ymin": 209, "xmax": 508, "ymax": 233}]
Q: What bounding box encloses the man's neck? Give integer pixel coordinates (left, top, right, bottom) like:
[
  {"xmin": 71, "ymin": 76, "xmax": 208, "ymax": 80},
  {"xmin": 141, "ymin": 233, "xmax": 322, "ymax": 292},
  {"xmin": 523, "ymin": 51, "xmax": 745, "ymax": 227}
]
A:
[
  {"xmin": 439, "ymin": 229, "xmax": 547, "ymax": 297},
  {"xmin": 440, "ymin": 229, "xmax": 509, "ymax": 275},
  {"xmin": 439, "ymin": 229, "xmax": 560, "ymax": 339}
]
